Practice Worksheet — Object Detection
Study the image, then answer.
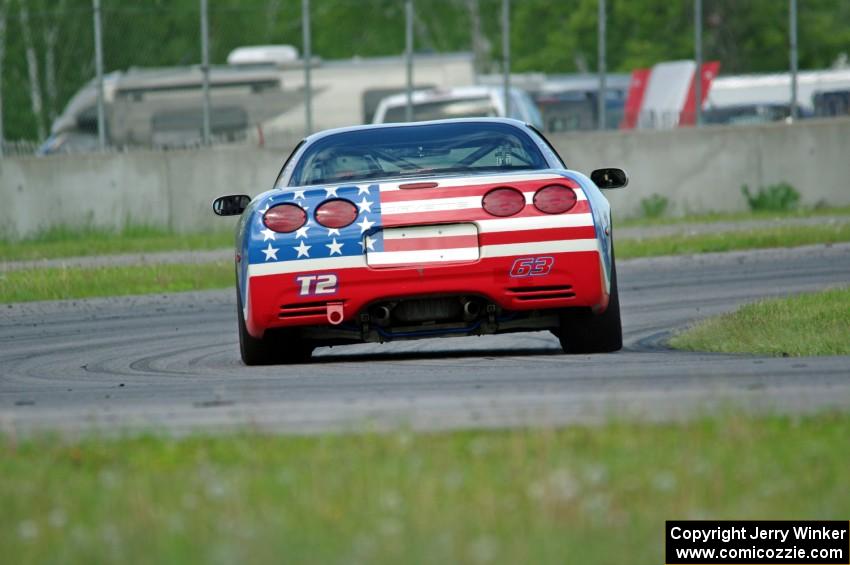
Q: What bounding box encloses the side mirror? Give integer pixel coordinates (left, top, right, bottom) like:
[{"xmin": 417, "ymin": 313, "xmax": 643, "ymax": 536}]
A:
[
  {"xmin": 212, "ymin": 194, "xmax": 251, "ymax": 216},
  {"xmin": 590, "ymin": 168, "xmax": 628, "ymax": 189}
]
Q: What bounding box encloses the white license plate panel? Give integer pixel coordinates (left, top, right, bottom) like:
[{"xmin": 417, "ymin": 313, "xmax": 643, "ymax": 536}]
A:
[{"xmin": 366, "ymin": 223, "xmax": 480, "ymax": 268}]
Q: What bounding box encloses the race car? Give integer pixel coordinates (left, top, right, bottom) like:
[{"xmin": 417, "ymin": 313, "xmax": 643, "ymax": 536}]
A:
[{"xmin": 213, "ymin": 118, "xmax": 628, "ymax": 365}]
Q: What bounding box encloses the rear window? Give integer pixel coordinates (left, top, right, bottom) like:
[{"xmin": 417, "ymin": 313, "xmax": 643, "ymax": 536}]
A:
[
  {"xmin": 287, "ymin": 122, "xmax": 548, "ymax": 187},
  {"xmin": 382, "ymin": 97, "xmax": 498, "ymax": 123}
]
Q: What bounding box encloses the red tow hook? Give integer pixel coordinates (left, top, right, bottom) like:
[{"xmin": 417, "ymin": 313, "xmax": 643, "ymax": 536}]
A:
[{"xmin": 327, "ymin": 302, "xmax": 344, "ymax": 325}]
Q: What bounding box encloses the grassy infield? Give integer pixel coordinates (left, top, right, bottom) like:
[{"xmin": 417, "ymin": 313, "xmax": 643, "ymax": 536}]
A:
[
  {"xmin": 4, "ymin": 415, "xmax": 849, "ymax": 564},
  {"xmin": 3, "ymin": 211, "xmax": 849, "ymax": 564},
  {"xmin": 0, "ymin": 262, "xmax": 234, "ymax": 304},
  {"xmin": 671, "ymin": 286, "xmax": 850, "ymax": 357},
  {"xmin": 617, "ymin": 223, "xmax": 850, "ymax": 258},
  {"xmin": 0, "ymin": 224, "xmax": 234, "ymax": 262},
  {"xmin": 2, "ymin": 208, "xmax": 850, "ymax": 303}
]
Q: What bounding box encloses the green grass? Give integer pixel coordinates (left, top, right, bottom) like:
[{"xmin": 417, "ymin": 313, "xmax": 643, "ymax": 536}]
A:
[
  {"xmin": 0, "ymin": 225, "xmax": 234, "ymax": 262},
  {"xmin": 3, "ymin": 208, "xmax": 849, "ymax": 263},
  {"xmin": 670, "ymin": 286, "xmax": 850, "ymax": 357},
  {"xmin": 2, "ymin": 413, "xmax": 848, "ymax": 564},
  {"xmin": 617, "ymin": 204, "xmax": 850, "ymax": 228},
  {"xmin": 2, "ymin": 223, "xmax": 850, "ymax": 304},
  {"xmin": 617, "ymin": 223, "xmax": 850, "ymax": 258},
  {"xmin": 0, "ymin": 262, "xmax": 233, "ymax": 303}
]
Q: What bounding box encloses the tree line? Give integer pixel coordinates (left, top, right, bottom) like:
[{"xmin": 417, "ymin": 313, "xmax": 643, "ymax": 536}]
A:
[{"xmin": 1, "ymin": 0, "xmax": 848, "ymax": 142}]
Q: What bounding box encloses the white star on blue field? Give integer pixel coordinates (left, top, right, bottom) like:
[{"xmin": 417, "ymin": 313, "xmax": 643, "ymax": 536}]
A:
[{"xmin": 251, "ymin": 184, "xmax": 383, "ymax": 263}]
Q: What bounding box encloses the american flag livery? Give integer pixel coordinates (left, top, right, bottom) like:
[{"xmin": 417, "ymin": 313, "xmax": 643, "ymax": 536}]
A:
[
  {"xmin": 246, "ymin": 172, "xmax": 598, "ymax": 277},
  {"xmin": 246, "ymin": 182, "xmax": 383, "ymax": 274},
  {"xmin": 237, "ymin": 166, "xmax": 617, "ymax": 352},
  {"xmin": 224, "ymin": 118, "xmax": 624, "ymax": 364}
]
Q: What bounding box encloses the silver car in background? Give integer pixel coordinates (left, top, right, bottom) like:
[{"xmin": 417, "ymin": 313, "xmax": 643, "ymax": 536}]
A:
[{"xmin": 372, "ymin": 86, "xmax": 544, "ymax": 129}]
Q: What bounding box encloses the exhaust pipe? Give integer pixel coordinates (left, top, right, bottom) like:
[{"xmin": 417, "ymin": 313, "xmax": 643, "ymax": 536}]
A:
[
  {"xmin": 371, "ymin": 305, "xmax": 392, "ymax": 324},
  {"xmin": 463, "ymin": 300, "xmax": 482, "ymax": 319}
]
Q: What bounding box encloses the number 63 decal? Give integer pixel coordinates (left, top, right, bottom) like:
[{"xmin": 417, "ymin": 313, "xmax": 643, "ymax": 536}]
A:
[{"xmin": 509, "ymin": 256, "xmax": 554, "ymax": 277}]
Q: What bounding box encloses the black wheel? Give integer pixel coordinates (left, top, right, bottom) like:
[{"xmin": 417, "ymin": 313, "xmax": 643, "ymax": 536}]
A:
[
  {"xmin": 237, "ymin": 290, "xmax": 313, "ymax": 365},
  {"xmin": 557, "ymin": 249, "xmax": 623, "ymax": 354}
]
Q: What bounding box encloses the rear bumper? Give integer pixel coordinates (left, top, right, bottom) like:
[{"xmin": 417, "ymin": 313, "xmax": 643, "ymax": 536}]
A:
[{"xmin": 245, "ymin": 250, "xmax": 608, "ymax": 338}]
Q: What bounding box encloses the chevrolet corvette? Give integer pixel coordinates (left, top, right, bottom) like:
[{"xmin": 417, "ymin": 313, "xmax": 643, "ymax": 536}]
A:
[{"xmin": 213, "ymin": 118, "xmax": 628, "ymax": 365}]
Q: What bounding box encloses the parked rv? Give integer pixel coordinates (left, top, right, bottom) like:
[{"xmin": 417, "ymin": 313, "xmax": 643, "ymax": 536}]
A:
[
  {"xmin": 39, "ymin": 65, "xmax": 301, "ymax": 154},
  {"xmin": 705, "ymin": 68, "xmax": 850, "ymax": 121},
  {"xmin": 39, "ymin": 47, "xmax": 476, "ymax": 154}
]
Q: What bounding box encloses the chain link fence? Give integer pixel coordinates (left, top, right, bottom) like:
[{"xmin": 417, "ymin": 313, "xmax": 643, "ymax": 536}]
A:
[{"xmin": 1, "ymin": 0, "xmax": 848, "ymax": 157}]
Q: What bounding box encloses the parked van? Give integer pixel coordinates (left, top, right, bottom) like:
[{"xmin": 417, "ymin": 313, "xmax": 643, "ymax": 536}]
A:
[{"xmin": 371, "ymin": 86, "xmax": 544, "ymax": 129}]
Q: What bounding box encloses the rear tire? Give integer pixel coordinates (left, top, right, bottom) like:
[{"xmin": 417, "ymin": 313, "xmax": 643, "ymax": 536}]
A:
[
  {"xmin": 557, "ymin": 249, "xmax": 623, "ymax": 354},
  {"xmin": 237, "ymin": 291, "xmax": 313, "ymax": 365}
]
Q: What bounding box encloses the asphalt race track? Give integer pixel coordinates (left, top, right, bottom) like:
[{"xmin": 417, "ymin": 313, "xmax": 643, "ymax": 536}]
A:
[{"xmin": 2, "ymin": 244, "xmax": 849, "ymax": 436}]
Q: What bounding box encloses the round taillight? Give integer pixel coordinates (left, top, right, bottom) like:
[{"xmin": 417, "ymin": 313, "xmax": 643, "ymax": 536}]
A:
[
  {"xmin": 533, "ymin": 184, "xmax": 577, "ymax": 214},
  {"xmin": 315, "ymin": 199, "xmax": 358, "ymax": 229},
  {"xmin": 482, "ymin": 187, "xmax": 526, "ymax": 217},
  {"xmin": 263, "ymin": 204, "xmax": 307, "ymax": 233}
]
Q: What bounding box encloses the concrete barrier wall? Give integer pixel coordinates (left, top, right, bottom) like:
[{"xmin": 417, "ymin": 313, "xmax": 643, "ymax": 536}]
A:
[
  {"xmin": 550, "ymin": 117, "xmax": 850, "ymax": 217},
  {"xmin": 0, "ymin": 146, "xmax": 289, "ymax": 238},
  {"xmin": 1, "ymin": 118, "xmax": 849, "ymax": 239}
]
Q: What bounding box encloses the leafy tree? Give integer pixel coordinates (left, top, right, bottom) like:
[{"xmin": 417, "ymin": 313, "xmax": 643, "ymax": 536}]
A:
[{"xmin": 1, "ymin": 0, "xmax": 849, "ymax": 142}]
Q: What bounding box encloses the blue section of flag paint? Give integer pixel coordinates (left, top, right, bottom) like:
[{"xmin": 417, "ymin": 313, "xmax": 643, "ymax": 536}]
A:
[
  {"xmin": 247, "ymin": 183, "xmax": 383, "ymax": 265},
  {"xmin": 365, "ymin": 229, "xmax": 385, "ymax": 254}
]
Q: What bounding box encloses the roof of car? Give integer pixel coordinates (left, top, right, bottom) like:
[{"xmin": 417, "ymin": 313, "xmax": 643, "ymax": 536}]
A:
[{"xmin": 302, "ymin": 117, "xmax": 532, "ymax": 144}]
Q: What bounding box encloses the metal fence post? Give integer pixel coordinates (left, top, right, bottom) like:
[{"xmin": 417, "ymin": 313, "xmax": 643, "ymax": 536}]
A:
[
  {"xmin": 694, "ymin": 0, "xmax": 702, "ymax": 127},
  {"xmin": 93, "ymin": 0, "xmax": 106, "ymax": 150},
  {"xmin": 597, "ymin": 0, "xmax": 606, "ymax": 130},
  {"xmin": 405, "ymin": 0, "xmax": 413, "ymax": 122},
  {"xmin": 502, "ymin": 0, "xmax": 510, "ymax": 117},
  {"xmin": 302, "ymin": 0, "xmax": 312, "ymax": 135},
  {"xmin": 0, "ymin": 4, "xmax": 5, "ymax": 158},
  {"xmin": 200, "ymin": 0, "xmax": 211, "ymax": 145},
  {"xmin": 789, "ymin": 0, "xmax": 798, "ymax": 121}
]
